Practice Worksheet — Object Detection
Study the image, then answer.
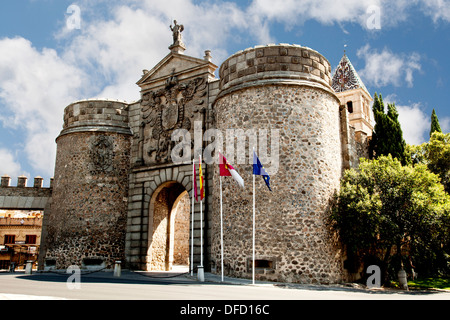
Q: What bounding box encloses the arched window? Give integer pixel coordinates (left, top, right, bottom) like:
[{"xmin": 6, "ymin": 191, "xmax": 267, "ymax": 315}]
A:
[{"xmin": 347, "ymin": 101, "xmax": 353, "ymax": 113}]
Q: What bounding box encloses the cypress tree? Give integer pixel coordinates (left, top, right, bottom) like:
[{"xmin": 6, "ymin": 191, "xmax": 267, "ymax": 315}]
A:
[
  {"xmin": 370, "ymin": 93, "xmax": 407, "ymax": 164},
  {"xmin": 430, "ymin": 108, "xmax": 442, "ymax": 137},
  {"xmin": 386, "ymin": 102, "xmax": 407, "ymax": 164},
  {"xmin": 370, "ymin": 93, "xmax": 384, "ymax": 158}
]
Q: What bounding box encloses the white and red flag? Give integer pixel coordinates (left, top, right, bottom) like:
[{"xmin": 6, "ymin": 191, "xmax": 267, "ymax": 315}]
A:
[{"xmin": 218, "ymin": 152, "xmax": 244, "ymax": 188}]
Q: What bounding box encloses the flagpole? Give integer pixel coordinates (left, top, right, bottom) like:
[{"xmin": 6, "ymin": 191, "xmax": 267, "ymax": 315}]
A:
[
  {"xmin": 191, "ymin": 158, "xmax": 195, "ymax": 277},
  {"xmin": 198, "ymin": 155, "xmax": 204, "ymax": 282},
  {"xmin": 220, "ymin": 174, "xmax": 224, "ymax": 282},
  {"xmin": 200, "ymin": 196, "xmax": 203, "ymax": 269},
  {"xmin": 200, "ymin": 155, "xmax": 203, "ymax": 268},
  {"xmin": 252, "ymin": 172, "xmax": 256, "ymax": 285}
]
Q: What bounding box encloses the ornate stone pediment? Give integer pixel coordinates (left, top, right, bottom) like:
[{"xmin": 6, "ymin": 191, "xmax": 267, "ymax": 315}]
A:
[
  {"xmin": 137, "ymin": 53, "xmax": 217, "ymax": 91},
  {"xmin": 135, "ymin": 43, "xmax": 217, "ymax": 167}
]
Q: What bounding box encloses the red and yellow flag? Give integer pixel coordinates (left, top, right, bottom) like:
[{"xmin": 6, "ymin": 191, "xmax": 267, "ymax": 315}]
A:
[{"xmin": 199, "ymin": 156, "xmax": 205, "ymax": 201}]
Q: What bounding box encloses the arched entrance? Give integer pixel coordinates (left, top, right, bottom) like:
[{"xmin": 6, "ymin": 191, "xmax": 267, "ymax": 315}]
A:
[{"xmin": 147, "ymin": 181, "xmax": 191, "ymax": 271}]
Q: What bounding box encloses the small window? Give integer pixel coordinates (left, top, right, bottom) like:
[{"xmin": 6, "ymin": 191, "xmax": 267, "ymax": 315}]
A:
[
  {"xmin": 347, "ymin": 101, "xmax": 353, "ymax": 113},
  {"xmin": 26, "ymin": 235, "xmax": 37, "ymax": 244},
  {"xmin": 45, "ymin": 259, "xmax": 56, "ymax": 266},
  {"xmin": 255, "ymin": 260, "xmax": 273, "ymax": 269},
  {"xmin": 83, "ymin": 258, "xmax": 104, "ymax": 266},
  {"xmin": 4, "ymin": 235, "xmax": 15, "ymax": 244},
  {"xmin": 248, "ymin": 258, "xmax": 275, "ymax": 272},
  {"xmin": 0, "ymin": 260, "xmax": 10, "ymax": 270}
]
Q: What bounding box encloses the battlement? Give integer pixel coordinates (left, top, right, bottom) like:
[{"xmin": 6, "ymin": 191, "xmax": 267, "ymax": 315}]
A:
[
  {"xmin": 218, "ymin": 43, "xmax": 334, "ymax": 96},
  {"xmin": 58, "ymin": 99, "xmax": 133, "ymax": 139},
  {"xmin": 1, "ymin": 175, "xmax": 53, "ymax": 189},
  {"xmin": 0, "ymin": 175, "xmax": 52, "ymax": 210}
]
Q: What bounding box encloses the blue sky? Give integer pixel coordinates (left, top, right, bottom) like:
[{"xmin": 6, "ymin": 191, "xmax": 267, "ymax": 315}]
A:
[{"xmin": 0, "ymin": 0, "xmax": 450, "ymax": 186}]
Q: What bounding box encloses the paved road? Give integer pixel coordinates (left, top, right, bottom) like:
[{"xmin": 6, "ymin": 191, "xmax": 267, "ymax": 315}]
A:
[
  {"xmin": 1, "ymin": 271, "xmax": 448, "ymax": 318},
  {"xmin": 1, "ymin": 270, "xmax": 449, "ymax": 301}
]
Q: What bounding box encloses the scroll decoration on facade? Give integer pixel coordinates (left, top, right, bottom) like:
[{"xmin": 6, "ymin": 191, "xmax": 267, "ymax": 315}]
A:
[{"xmin": 140, "ymin": 75, "xmax": 207, "ymax": 165}]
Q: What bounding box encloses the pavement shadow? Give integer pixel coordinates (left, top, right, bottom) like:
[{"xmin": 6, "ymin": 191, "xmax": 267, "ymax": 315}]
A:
[{"xmin": 3, "ymin": 270, "xmax": 204, "ymax": 286}]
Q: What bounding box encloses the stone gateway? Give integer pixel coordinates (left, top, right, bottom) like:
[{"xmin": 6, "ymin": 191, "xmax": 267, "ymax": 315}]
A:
[{"xmin": 33, "ymin": 22, "xmax": 373, "ymax": 284}]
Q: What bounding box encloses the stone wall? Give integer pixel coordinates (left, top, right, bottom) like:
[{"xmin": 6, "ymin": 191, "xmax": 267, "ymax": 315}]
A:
[
  {"xmin": 172, "ymin": 192, "xmax": 190, "ymax": 265},
  {"xmin": 39, "ymin": 100, "xmax": 132, "ymax": 270},
  {"xmin": 0, "ymin": 176, "xmax": 52, "ymax": 210},
  {"xmin": 212, "ymin": 44, "xmax": 346, "ymax": 284}
]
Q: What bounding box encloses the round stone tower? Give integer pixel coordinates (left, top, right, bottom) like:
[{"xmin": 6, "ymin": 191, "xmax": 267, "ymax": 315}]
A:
[
  {"xmin": 212, "ymin": 44, "xmax": 345, "ymax": 284},
  {"xmin": 40, "ymin": 100, "xmax": 132, "ymax": 270}
]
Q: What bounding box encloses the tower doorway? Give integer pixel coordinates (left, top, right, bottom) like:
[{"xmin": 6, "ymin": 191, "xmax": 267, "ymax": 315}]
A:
[{"xmin": 147, "ymin": 181, "xmax": 191, "ymax": 271}]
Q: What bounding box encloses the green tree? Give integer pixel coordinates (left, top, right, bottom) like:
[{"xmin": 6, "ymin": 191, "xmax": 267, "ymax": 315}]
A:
[
  {"xmin": 370, "ymin": 93, "xmax": 408, "ymax": 164},
  {"xmin": 407, "ymin": 132, "xmax": 450, "ymax": 193},
  {"xmin": 427, "ymin": 132, "xmax": 450, "ymax": 193},
  {"xmin": 330, "ymin": 155, "xmax": 450, "ymax": 282},
  {"xmin": 430, "ymin": 108, "xmax": 442, "ymax": 137},
  {"xmin": 406, "ymin": 143, "xmax": 427, "ymax": 165}
]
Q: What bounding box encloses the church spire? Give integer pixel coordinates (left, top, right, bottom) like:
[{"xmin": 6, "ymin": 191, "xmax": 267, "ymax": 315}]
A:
[
  {"xmin": 331, "ymin": 53, "xmax": 369, "ymax": 95},
  {"xmin": 332, "ymin": 52, "xmax": 373, "ymax": 140}
]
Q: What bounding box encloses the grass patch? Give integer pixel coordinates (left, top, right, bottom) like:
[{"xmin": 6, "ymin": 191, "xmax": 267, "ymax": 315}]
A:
[
  {"xmin": 389, "ymin": 277, "xmax": 450, "ymax": 290},
  {"xmin": 407, "ymin": 277, "xmax": 450, "ymax": 290}
]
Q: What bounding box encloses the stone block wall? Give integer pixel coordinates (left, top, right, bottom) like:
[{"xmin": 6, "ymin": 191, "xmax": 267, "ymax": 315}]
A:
[
  {"xmin": 219, "ymin": 44, "xmax": 332, "ymax": 94},
  {"xmin": 39, "ymin": 100, "xmax": 132, "ymax": 270},
  {"xmin": 212, "ymin": 44, "xmax": 346, "ymax": 284},
  {"xmin": 62, "ymin": 99, "xmax": 131, "ymax": 134}
]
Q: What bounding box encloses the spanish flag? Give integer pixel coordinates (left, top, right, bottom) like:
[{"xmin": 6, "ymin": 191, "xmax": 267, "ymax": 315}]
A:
[{"xmin": 199, "ymin": 156, "xmax": 205, "ymax": 201}]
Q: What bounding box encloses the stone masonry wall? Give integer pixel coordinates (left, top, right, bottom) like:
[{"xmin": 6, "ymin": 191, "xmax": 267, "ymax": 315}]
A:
[
  {"xmin": 212, "ymin": 45, "xmax": 346, "ymax": 284},
  {"xmin": 219, "ymin": 44, "xmax": 333, "ymax": 94},
  {"xmin": 40, "ymin": 100, "xmax": 132, "ymax": 270}
]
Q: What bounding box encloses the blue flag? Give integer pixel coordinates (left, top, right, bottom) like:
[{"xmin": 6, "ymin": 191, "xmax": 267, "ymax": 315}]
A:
[{"xmin": 253, "ymin": 151, "xmax": 272, "ymax": 191}]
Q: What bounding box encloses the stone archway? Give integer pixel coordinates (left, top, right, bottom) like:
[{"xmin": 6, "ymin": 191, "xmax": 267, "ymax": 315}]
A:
[{"xmin": 146, "ymin": 181, "xmax": 190, "ymax": 271}]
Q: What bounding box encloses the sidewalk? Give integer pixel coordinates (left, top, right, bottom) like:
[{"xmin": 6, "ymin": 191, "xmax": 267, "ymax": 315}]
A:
[
  {"xmin": 200, "ymin": 272, "xmax": 276, "ymax": 286},
  {"xmin": 199, "ymin": 271, "xmax": 450, "ymax": 296}
]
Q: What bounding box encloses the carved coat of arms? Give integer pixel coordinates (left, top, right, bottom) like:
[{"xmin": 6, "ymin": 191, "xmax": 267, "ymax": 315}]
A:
[
  {"xmin": 90, "ymin": 135, "xmax": 114, "ymax": 174},
  {"xmin": 140, "ymin": 75, "xmax": 207, "ymax": 165}
]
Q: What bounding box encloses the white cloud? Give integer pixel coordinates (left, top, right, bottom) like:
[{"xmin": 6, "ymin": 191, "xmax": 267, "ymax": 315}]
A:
[
  {"xmin": 356, "ymin": 45, "xmax": 421, "ymax": 88},
  {"xmin": 58, "ymin": 0, "xmax": 258, "ymax": 101},
  {"xmin": 249, "ymin": 0, "xmax": 373, "ymax": 25},
  {"xmin": 383, "ymin": 95, "xmax": 430, "ymax": 145},
  {"xmin": 396, "ymin": 104, "xmax": 431, "ymax": 145},
  {"xmin": 440, "ymin": 116, "xmax": 450, "ymax": 133},
  {"xmin": 0, "ymin": 37, "xmax": 88, "ymax": 177},
  {"xmin": 246, "ymin": 0, "xmax": 450, "ymax": 36},
  {"xmin": 420, "ymin": 0, "xmax": 450, "ymax": 23},
  {"xmin": 0, "ymin": 148, "xmax": 28, "ymax": 180},
  {"xmin": 247, "ymin": 0, "xmax": 418, "ymax": 31}
]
